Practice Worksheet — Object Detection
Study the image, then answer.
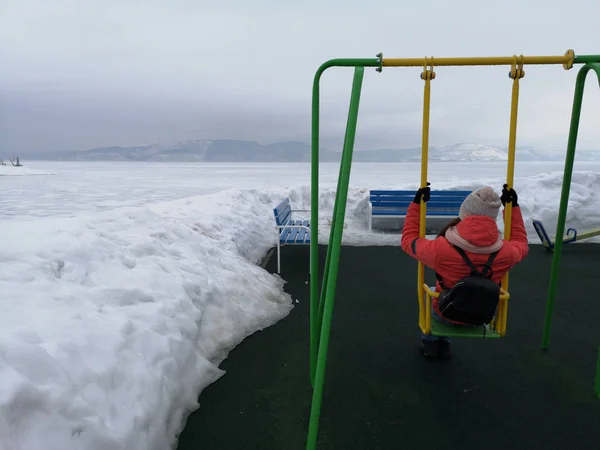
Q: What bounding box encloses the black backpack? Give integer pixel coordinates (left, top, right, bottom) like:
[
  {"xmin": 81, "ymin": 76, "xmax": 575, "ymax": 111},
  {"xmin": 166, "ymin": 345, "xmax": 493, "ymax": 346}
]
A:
[{"xmin": 435, "ymin": 245, "xmax": 501, "ymax": 325}]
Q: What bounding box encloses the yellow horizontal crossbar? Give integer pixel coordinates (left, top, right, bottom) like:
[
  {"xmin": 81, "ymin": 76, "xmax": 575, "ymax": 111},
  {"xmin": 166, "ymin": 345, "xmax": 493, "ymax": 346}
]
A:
[{"xmin": 382, "ymin": 53, "xmax": 573, "ymax": 68}]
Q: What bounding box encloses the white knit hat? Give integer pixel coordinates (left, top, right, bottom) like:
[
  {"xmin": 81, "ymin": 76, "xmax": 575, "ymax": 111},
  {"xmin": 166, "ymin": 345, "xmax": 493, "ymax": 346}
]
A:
[{"xmin": 459, "ymin": 186, "xmax": 501, "ymax": 220}]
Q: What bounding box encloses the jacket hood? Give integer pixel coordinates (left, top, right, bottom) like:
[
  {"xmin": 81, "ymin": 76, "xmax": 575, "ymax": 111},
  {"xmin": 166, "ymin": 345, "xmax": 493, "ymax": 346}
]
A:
[{"xmin": 454, "ymin": 215, "xmax": 500, "ymax": 247}]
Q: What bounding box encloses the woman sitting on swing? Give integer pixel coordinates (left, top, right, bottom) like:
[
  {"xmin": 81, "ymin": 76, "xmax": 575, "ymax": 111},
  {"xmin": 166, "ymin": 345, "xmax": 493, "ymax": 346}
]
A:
[{"xmin": 401, "ymin": 184, "xmax": 529, "ymax": 359}]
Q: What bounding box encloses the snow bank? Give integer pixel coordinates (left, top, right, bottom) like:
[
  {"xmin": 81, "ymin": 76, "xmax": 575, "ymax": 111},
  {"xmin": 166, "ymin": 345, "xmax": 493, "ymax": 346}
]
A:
[
  {"xmin": 331, "ymin": 169, "xmax": 600, "ymax": 244},
  {"xmin": 1, "ymin": 168, "xmax": 599, "ymax": 450},
  {"xmin": 0, "ymin": 166, "xmax": 55, "ymax": 176},
  {"xmin": 0, "ymin": 190, "xmax": 296, "ymax": 450},
  {"xmin": 515, "ymin": 170, "xmax": 600, "ymax": 238}
]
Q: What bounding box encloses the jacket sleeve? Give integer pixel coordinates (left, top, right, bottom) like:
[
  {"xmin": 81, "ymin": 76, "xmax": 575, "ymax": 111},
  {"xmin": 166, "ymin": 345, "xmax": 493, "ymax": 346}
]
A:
[
  {"xmin": 400, "ymin": 202, "xmax": 440, "ymax": 270},
  {"xmin": 502, "ymin": 205, "xmax": 529, "ymax": 263}
]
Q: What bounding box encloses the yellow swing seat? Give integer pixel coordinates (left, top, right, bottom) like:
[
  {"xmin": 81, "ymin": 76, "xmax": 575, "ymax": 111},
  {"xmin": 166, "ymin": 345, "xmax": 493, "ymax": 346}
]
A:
[{"xmin": 419, "ymin": 284, "xmax": 510, "ymax": 339}]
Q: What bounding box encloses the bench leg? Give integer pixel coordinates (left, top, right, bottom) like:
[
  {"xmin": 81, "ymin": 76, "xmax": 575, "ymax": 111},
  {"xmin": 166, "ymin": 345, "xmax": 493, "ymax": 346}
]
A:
[
  {"xmin": 277, "ymin": 238, "xmax": 281, "ymax": 274},
  {"xmin": 367, "ymin": 202, "xmax": 372, "ymax": 231}
]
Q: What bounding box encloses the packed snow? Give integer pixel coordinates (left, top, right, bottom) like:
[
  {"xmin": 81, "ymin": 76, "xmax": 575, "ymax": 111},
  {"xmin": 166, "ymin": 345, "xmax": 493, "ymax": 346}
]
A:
[
  {"xmin": 0, "ymin": 165, "xmax": 55, "ymax": 177},
  {"xmin": 1, "ymin": 160, "xmax": 599, "ymax": 449}
]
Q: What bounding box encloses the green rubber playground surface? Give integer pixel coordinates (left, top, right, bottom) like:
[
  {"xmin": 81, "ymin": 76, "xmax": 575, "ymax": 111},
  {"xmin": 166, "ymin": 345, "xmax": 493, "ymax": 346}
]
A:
[{"xmin": 176, "ymin": 243, "xmax": 600, "ymax": 450}]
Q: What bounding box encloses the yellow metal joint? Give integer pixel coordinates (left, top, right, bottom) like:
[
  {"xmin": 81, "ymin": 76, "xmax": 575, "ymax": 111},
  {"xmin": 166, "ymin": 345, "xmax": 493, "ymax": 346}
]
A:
[
  {"xmin": 509, "ymin": 54, "xmax": 525, "ymax": 80},
  {"xmin": 563, "ymin": 49, "xmax": 575, "ymax": 70},
  {"xmin": 420, "ymin": 56, "xmax": 436, "ymax": 80}
]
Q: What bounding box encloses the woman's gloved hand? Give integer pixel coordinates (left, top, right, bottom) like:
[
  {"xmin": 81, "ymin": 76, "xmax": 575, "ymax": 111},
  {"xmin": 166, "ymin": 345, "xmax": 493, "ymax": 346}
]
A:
[
  {"xmin": 413, "ymin": 182, "xmax": 431, "ymax": 204},
  {"xmin": 501, "ymin": 184, "xmax": 519, "ymax": 207}
]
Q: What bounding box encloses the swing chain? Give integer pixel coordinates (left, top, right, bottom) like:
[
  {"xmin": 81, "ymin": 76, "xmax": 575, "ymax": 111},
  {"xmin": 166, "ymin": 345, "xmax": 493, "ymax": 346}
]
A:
[
  {"xmin": 420, "ymin": 56, "xmax": 436, "ymax": 80},
  {"xmin": 509, "ymin": 54, "xmax": 525, "ymax": 80}
]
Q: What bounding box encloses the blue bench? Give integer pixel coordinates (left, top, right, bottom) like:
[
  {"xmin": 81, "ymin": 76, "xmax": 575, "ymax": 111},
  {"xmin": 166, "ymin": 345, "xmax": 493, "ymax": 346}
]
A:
[
  {"xmin": 367, "ymin": 189, "xmax": 471, "ymax": 232},
  {"xmin": 273, "ymin": 198, "xmax": 311, "ymax": 273}
]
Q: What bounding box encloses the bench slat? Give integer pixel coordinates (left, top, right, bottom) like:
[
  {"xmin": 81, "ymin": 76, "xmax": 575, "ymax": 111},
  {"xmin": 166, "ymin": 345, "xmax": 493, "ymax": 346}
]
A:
[
  {"xmin": 369, "ymin": 190, "xmax": 469, "ymax": 216},
  {"xmin": 370, "ymin": 189, "xmax": 471, "ymax": 196},
  {"xmin": 274, "ymin": 198, "xmax": 290, "ymax": 213},
  {"xmin": 370, "ymin": 194, "xmax": 467, "ymax": 198},
  {"xmin": 371, "ymin": 210, "xmax": 458, "ymax": 216},
  {"xmin": 370, "ymin": 200, "xmax": 464, "ymax": 208},
  {"xmin": 370, "ymin": 195, "xmax": 468, "ymax": 200},
  {"xmin": 294, "ymin": 220, "xmax": 310, "ymax": 243},
  {"xmin": 280, "ymin": 226, "xmax": 293, "ymax": 242},
  {"xmin": 371, "ymin": 207, "xmax": 461, "ymax": 212},
  {"xmin": 368, "ymin": 189, "xmax": 472, "ymax": 230},
  {"xmin": 370, "ymin": 195, "xmax": 465, "ymax": 200},
  {"xmin": 279, "ymin": 220, "xmax": 311, "ymax": 244},
  {"xmin": 304, "ymin": 220, "xmax": 311, "ymax": 243},
  {"xmin": 274, "ymin": 202, "xmax": 292, "ymax": 226},
  {"xmin": 286, "ymin": 221, "xmax": 301, "ymax": 243}
]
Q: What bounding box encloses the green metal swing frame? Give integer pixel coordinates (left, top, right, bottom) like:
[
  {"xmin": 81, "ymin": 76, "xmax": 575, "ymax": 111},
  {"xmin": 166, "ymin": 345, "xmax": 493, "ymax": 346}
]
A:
[{"xmin": 306, "ymin": 51, "xmax": 600, "ymax": 449}]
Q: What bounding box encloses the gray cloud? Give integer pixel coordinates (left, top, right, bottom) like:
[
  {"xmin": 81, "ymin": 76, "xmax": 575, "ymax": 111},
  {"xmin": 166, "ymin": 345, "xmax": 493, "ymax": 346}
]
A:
[{"xmin": 1, "ymin": 0, "xmax": 599, "ymax": 154}]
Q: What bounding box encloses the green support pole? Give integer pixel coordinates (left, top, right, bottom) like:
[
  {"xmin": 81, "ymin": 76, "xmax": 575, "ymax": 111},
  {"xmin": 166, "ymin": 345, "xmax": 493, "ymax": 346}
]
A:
[
  {"xmin": 306, "ymin": 65, "xmax": 365, "ymax": 450},
  {"xmin": 316, "ymin": 134, "xmax": 360, "ymax": 335},
  {"xmin": 317, "ymin": 162, "xmax": 344, "ymax": 329},
  {"xmin": 595, "ymin": 344, "xmax": 600, "ymax": 399},
  {"xmin": 310, "ymin": 58, "xmax": 378, "ymax": 385},
  {"xmin": 540, "ymin": 63, "xmax": 600, "ymax": 350}
]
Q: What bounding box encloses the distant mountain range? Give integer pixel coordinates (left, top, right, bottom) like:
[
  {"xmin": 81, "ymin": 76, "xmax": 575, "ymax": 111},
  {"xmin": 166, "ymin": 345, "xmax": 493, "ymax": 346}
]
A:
[{"xmin": 12, "ymin": 140, "xmax": 600, "ymax": 162}]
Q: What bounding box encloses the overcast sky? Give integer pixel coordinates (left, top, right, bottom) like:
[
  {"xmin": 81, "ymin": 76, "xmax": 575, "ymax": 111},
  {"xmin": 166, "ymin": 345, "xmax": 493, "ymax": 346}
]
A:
[{"xmin": 1, "ymin": 0, "xmax": 600, "ymax": 154}]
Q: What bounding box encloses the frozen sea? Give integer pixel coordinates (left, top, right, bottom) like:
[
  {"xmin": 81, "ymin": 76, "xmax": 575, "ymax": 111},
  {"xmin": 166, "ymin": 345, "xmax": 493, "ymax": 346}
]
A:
[{"xmin": 1, "ymin": 160, "xmax": 599, "ymax": 450}]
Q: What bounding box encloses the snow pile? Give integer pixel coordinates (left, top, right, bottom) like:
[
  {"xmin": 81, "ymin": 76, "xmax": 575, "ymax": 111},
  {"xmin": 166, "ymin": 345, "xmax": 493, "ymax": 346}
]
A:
[
  {"xmin": 1, "ymin": 167, "xmax": 599, "ymax": 449},
  {"xmin": 515, "ymin": 170, "xmax": 600, "ymax": 237},
  {"xmin": 0, "ymin": 189, "xmax": 296, "ymax": 450}
]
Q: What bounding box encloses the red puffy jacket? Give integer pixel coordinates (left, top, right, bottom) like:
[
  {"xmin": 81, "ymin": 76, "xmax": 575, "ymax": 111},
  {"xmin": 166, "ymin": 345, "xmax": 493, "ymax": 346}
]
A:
[{"xmin": 400, "ymin": 202, "xmax": 529, "ymax": 317}]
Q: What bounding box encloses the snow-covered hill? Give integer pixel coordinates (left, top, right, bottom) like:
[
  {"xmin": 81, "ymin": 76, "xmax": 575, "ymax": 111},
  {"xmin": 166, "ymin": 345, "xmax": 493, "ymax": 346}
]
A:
[
  {"xmin": 18, "ymin": 140, "xmax": 600, "ymax": 162},
  {"xmin": 434, "ymin": 143, "xmax": 508, "ymax": 161}
]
